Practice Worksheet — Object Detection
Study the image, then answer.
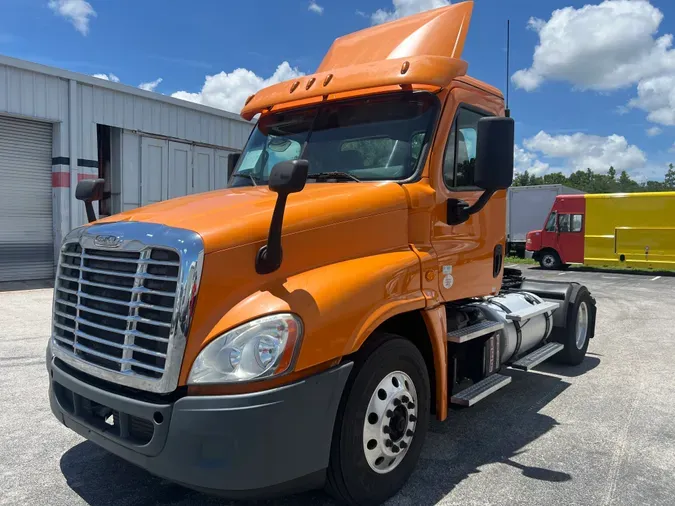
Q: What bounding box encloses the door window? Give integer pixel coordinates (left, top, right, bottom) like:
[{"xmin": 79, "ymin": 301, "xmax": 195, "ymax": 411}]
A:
[
  {"xmin": 558, "ymin": 214, "xmax": 571, "ymax": 232},
  {"xmin": 443, "ymin": 107, "xmax": 489, "ymax": 188},
  {"xmin": 544, "ymin": 212, "xmax": 556, "ymax": 232},
  {"xmin": 571, "ymin": 214, "xmax": 583, "ymax": 232}
]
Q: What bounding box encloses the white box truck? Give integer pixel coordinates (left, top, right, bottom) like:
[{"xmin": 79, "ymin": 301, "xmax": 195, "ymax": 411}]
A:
[{"xmin": 506, "ymin": 185, "xmax": 585, "ymax": 257}]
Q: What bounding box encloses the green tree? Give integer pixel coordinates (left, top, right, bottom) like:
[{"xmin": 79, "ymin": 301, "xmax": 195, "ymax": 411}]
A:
[
  {"xmin": 513, "ymin": 171, "xmax": 531, "ymax": 186},
  {"xmin": 608, "ymin": 166, "xmax": 616, "ymax": 180},
  {"xmin": 665, "ymin": 163, "xmax": 675, "ymax": 189},
  {"xmin": 542, "ymin": 172, "xmax": 567, "ymax": 185}
]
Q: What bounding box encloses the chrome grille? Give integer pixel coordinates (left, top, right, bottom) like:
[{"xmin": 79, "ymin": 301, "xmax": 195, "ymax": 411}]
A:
[
  {"xmin": 50, "ymin": 222, "xmax": 204, "ymax": 393},
  {"xmin": 53, "ymin": 244, "xmax": 180, "ymax": 379}
]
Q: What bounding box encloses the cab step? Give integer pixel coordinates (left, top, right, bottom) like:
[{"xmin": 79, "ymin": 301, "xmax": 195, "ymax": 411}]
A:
[
  {"xmin": 510, "ymin": 342, "xmax": 564, "ymax": 371},
  {"xmin": 447, "ymin": 320, "xmax": 504, "ymax": 343},
  {"xmin": 450, "ymin": 373, "xmax": 511, "ymax": 407},
  {"xmin": 506, "ymin": 301, "xmax": 560, "ymax": 322}
]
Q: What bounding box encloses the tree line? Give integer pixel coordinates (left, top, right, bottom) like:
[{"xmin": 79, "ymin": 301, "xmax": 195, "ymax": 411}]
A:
[{"xmin": 513, "ymin": 163, "xmax": 675, "ymax": 193}]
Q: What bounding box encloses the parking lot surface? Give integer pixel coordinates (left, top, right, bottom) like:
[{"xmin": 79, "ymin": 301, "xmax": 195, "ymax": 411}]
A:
[{"xmin": 1, "ymin": 267, "xmax": 674, "ymax": 506}]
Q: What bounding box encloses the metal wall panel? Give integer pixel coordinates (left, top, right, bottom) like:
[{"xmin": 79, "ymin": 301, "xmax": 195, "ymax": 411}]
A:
[
  {"xmin": 141, "ymin": 137, "xmax": 167, "ymax": 206},
  {"xmin": 192, "ymin": 145, "xmax": 213, "ymax": 194},
  {"xmin": 0, "ymin": 115, "xmax": 53, "ymax": 281},
  {"xmin": 121, "ymin": 131, "xmax": 141, "ymax": 211},
  {"xmin": 215, "ymin": 149, "xmax": 230, "ymax": 190},
  {"xmin": 168, "ymin": 141, "xmax": 191, "ymax": 199},
  {"xmin": 0, "ymin": 64, "xmax": 68, "ymax": 125}
]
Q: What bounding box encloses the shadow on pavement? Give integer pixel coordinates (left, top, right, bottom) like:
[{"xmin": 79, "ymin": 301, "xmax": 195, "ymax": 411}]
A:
[
  {"xmin": 0, "ymin": 279, "xmax": 53, "ymax": 293},
  {"xmin": 60, "ymin": 367, "xmax": 579, "ymax": 506},
  {"xmin": 537, "ymin": 355, "xmax": 600, "ymax": 378}
]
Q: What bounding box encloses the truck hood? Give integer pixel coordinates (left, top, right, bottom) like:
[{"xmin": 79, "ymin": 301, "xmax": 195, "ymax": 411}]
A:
[{"xmin": 97, "ymin": 182, "xmax": 409, "ymax": 253}]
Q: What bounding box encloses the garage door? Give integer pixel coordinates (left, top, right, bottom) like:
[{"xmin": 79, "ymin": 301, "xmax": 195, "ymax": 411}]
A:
[{"xmin": 0, "ymin": 115, "xmax": 53, "ymax": 282}]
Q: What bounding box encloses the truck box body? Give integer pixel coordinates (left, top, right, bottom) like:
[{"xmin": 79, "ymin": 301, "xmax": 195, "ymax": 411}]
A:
[
  {"xmin": 506, "ymin": 185, "xmax": 584, "ymax": 256},
  {"xmin": 527, "ymin": 191, "xmax": 675, "ymax": 270}
]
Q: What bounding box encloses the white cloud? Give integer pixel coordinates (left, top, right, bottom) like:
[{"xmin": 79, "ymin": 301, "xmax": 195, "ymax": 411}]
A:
[
  {"xmin": 308, "ymin": 1, "xmax": 323, "ymax": 15},
  {"xmin": 370, "ymin": 0, "xmax": 450, "ymax": 25},
  {"xmin": 514, "ymin": 144, "xmax": 550, "ymax": 176},
  {"xmin": 523, "ymin": 131, "xmax": 647, "ymax": 173},
  {"xmin": 512, "ymin": 0, "xmax": 675, "ymax": 92},
  {"xmin": 92, "ymin": 73, "xmax": 120, "ymax": 83},
  {"xmin": 171, "ymin": 62, "xmax": 303, "ymax": 114},
  {"xmin": 629, "ymin": 74, "xmax": 675, "ymax": 125},
  {"xmin": 48, "ymin": 0, "xmax": 96, "ymax": 36},
  {"xmin": 138, "ymin": 78, "xmax": 163, "ymax": 92},
  {"xmin": 646, "ymin": 126, "xmax": 662, "ymax": 136}
]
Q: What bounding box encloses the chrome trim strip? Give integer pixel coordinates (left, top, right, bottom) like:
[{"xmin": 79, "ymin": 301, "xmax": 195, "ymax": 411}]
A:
[{"xmin": 51, "ymin": 222, "xmax": 204, "ymax": 393}]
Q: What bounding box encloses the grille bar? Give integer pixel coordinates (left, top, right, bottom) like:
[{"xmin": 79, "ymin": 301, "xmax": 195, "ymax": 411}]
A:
[
  {"xmin": 74, "ymin": 328, "xmax": 168, "ymax": 358},
  {"xmin": 72, "ymin": 341, "xmax": 165, "ymax": 373},
  {"xmin": 79, "ymin": 291, "xmax": 174, "ymax": 312},
  {"xmin": 81, "ymin": 253, "xmax": 180, "ymax": 267},
  {"xmin": 80, "ymin": 265, "xmax": 178, "ymax": 282}
]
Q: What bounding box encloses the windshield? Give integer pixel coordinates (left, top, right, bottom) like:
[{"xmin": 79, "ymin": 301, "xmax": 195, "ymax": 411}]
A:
[{"xmin": 231, "ymin": 92, "xmax": 439, "ymax": 185}]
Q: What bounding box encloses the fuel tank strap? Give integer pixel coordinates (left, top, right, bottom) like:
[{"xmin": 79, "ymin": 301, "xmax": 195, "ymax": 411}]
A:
[{"xmin": 486, "ymin": 297, "xmax": 523, "ymax": 363}]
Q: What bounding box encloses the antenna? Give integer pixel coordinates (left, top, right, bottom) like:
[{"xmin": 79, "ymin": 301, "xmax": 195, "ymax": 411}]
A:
[{"xmin": 505, "ymin": 19, "xmax": 511, "ymax": 118}]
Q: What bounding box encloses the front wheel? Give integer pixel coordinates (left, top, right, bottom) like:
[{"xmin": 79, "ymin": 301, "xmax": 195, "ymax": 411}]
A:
[
  {"xmin": 540, "ymin": 251, "xmax": 562, "ymax": 270},
  {"xmin": 326, "ymin": 336, "xmax": 430, "ymax": 505}
]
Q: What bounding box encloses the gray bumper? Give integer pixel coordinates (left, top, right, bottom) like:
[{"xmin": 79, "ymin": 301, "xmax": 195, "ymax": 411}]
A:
[{"xmin": 48, "ymin": 357, "xmax": 352, "ymax": 498}]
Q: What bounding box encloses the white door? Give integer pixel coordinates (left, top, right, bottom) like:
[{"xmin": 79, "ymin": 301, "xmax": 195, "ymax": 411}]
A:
[
  {"xmin": 168, "ymin": 141, "xmax": 192, "ymax": 199},
  {"xmin": 215, "ymin": 149, "xmax": 231, "ymax": 189},
  {"xmin": 141, "ymin": 137, "xmax": 168, "ymax": 206},
  {"xmin": 0, "ymin": 115, "xmax": 53, "ymax": 281},
  {"xmin": 192, "ymin": 145, "xmax": 214, "ymax": 193}
]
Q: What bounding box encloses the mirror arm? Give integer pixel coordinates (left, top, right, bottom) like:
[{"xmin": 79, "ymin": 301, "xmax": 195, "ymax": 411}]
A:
[
  {"xmin": 84, "ymin": 201, "xmax": 97, "ymax": 223},
  {"xmin": 256, "ymin": 193, "xmax": 288, "ymax": 274},
  {"xmin": 447, "ymin": 190, "xmax": 496, "ymax": 226}
]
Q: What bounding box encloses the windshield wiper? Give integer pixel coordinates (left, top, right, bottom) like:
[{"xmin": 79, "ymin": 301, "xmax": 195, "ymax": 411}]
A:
[
  {"xmin": 307, "ymin": 171, "xmax": 361, "ymax": 182},
  {"xmin": 233, "ymin": 172, "xmax": 258, "ymax": 186}
]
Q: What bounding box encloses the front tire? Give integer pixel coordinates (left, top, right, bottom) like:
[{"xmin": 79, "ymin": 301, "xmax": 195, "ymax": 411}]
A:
[
  {"xmin": 540, "ymin": 251, "xmax": 562, "ymax": 270},
  {"xmin": 326, "ymin": 336, "xmax": 430, "ymax": 505}
]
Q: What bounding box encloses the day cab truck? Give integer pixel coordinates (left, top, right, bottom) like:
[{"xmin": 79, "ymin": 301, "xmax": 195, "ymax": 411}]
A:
[
  {"xmin": 526, "ymin": 191, "xmax": 675, "ymax": 270},
  {"xmin": 47, "ymin": 3, "xmax": 598, "ymax": 505}
]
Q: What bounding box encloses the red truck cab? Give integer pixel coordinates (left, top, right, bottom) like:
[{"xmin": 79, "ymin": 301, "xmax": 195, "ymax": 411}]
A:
[{"xmin": 526, "ymin": 194, "xmax": 585, "ymax": 269}]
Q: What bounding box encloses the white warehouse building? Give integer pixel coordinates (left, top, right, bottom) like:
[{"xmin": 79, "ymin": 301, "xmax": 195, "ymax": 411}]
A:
[{"xmin": 0, "ymin": 55, "xmax": 253, "ymax": 283}]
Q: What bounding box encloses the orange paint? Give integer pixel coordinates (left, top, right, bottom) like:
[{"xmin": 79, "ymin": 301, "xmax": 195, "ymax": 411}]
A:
[{"xmin": 95, "ymin": 1, "xmax": 508, "ymax": 420}]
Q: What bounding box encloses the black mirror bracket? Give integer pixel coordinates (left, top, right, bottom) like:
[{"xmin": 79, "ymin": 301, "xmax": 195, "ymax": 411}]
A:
[
  {"xmin": 75, "ymin": 178, "xmax": 106, "ymax": 224},
  {"xmin": 447, "ymin": 190, "xmax": 496, "ymax": 226},
  {"xmin": 256, "ymin": 194, "xmax": 288, "ymax": 275}
]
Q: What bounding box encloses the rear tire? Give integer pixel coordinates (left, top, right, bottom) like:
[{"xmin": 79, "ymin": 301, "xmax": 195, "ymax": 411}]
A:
[
  {"xmin": 551, "ymin": 286, "xmax": 594, "ymax": 365},
  {"xmin": 539, "ymin": 251, "xmax": 562, "ymax": 270},
  {"xmin": 326, "ymin": 335, "xmax": 430, "ymax": 505}
]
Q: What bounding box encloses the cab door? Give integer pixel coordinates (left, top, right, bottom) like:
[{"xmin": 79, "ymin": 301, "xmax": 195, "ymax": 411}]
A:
[
  {"xmin": 428, "ymin": 86, "xmax": 506, "ymax": 301},
  {"xmin": 556, "ymin": 213, "xmax": 585, "ymax": 263}
]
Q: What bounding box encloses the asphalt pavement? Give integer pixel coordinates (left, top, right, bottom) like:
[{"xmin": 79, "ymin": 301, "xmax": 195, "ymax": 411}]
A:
[{"xmin": 1, "ymin": 267, "xmax": 674, "ymax": 506}]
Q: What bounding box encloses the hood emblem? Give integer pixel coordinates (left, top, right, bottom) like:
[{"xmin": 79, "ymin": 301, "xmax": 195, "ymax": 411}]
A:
[{"xmin": 94, "ymin": 235, "xmax": 122, "ymax": 248}]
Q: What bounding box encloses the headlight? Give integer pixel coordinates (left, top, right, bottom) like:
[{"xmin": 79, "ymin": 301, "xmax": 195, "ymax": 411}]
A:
[
  {"xmin": 188, "ymin": 313, "xmax": 303, "ymax": 384},
  {"xmin": 526, "ymin": 238, "xmax": 532, "ymax": 244}
]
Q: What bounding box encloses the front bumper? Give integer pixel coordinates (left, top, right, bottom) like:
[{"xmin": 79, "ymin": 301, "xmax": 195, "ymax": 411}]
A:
[{"xmin": 48, "ymin": 357, "xmax": 353, "ymax": 498}]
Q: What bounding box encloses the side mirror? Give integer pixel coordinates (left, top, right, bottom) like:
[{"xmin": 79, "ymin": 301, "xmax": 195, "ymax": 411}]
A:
[
  {"xmin": 75, "ymin": 178, "xmax": 105, "ymax": 223},
  {"xmin": 256, "ymin": 159, "xmax": 309, "ymax": 274},
  {"xmin": 227, "ymin": 152, "xmax": 241, "ymax": 182},
  {"xmin": 474, "ymin": 116, "xmax": 515, "ymax": 191}
]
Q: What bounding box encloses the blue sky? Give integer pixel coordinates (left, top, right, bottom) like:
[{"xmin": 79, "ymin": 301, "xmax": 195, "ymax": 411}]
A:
[{"xmin": 1, "ymin": 0, "xmax": 674, "ymax": 179}]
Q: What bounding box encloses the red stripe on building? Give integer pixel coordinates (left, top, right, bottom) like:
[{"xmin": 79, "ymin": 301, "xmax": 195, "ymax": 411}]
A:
[
  {"xmin": 52, "ymin": 172, "xmax": 98, "ymax": 187},
  {"xmin": 52, "ymin": 172, "xmax": 70, "ymax": 187}
]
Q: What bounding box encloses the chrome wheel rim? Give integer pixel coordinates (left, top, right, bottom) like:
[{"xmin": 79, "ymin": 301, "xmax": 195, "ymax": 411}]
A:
[
  {"xmin": 575, "ymin": 301, "xmax": 589, "ymax": 349},
  {"xmin": 542, "ymin": 254, "xmax": 556, "ymax": 268},
  {"xmin": 362, "ymin": 371, "xmax": 418, "ymax": 474}
]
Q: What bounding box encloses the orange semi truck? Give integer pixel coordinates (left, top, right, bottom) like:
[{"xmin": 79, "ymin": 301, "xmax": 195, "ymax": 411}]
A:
[{"xmin": 47, "ymin": 3, "xmax": 597, "ymax": 504}]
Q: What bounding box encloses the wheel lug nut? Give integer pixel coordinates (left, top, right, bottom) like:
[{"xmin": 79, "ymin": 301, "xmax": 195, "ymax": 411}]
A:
[
  {"xmin": 385, "ymin": 439, "xmax": 392, "ymax": 447},
  {"xmin": 406, "ymin": 429, "xmax": 414, "ymax": 437},
  {"xmin": 401, "ymin": 395, "xmax": 409, "ymax": 403},
  {"xmin": 392, "ymin": 445, "xmax": 400, "ymax": 453},
  {"xmin": 408, "ymin": 402, "xmax": 415, "ymax": 409},
  {"xmin": 386, "ymin": 410, "xmax": 393, "ymax": 417},
  {"xmin": 383, "ymin": 426, "xmax": 390, "ymax": 434},
  {"xmin": 400, "ymin": 441, "xmax": 408, "ymax": 449},
  {"xmin": 394, "ymin": 398, "xmax": 401, "ymax": 406},
  {"xmin": 409, "ymin": 414, "xmax": 417, "ymax": 422}
]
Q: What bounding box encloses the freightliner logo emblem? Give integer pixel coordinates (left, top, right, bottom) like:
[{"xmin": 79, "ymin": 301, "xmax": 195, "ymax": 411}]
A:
[{"xmin": 94, "ymin": 235, "xmax": 122, "ymax": 248}]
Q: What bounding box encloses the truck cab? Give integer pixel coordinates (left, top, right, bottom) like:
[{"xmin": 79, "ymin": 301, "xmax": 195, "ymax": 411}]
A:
[
  {"xmin": 526, "ymin": 194, "xmax": 586, "ymax": 269},
  {"xmin": 47, "ymin": 3, "xmax": 597, "ymax": 505}
]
